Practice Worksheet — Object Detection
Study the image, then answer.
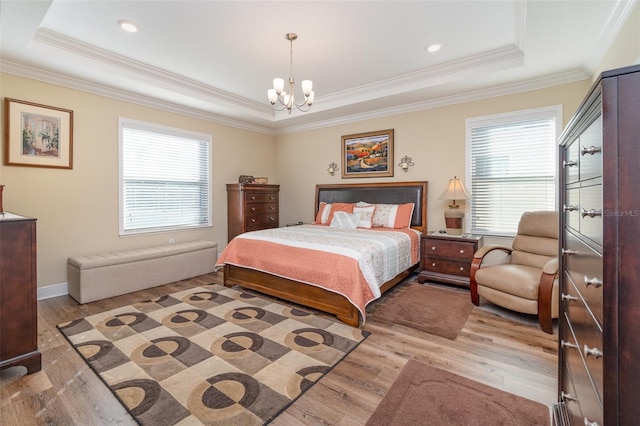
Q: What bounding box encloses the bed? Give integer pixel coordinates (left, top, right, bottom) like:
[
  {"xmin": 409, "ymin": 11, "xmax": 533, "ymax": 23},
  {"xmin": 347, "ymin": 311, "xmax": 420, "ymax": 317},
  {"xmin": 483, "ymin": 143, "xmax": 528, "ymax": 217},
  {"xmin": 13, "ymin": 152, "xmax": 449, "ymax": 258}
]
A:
[{"xmin": 216, "ymin": 181, "xmax": 428, "ymax": 327}]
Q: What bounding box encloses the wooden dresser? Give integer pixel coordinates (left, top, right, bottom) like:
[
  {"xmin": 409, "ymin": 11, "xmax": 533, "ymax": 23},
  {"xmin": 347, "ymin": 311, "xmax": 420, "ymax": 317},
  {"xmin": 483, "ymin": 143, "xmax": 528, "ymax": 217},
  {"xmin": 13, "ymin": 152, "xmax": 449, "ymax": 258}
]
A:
[
  {"xmin": 0, "ymin": 213, "xmax": 41, "ymax": 374},
  {"xmin": 226, "ymin": 183, "xmax": 279, "ymax": 242},
  {"xmin": 554, "ymin": 64, "xmax": 640, "ymax": 426},
  {"xmin": 417, "ymin": 233, "xmax": 482, "ymax": 287}
]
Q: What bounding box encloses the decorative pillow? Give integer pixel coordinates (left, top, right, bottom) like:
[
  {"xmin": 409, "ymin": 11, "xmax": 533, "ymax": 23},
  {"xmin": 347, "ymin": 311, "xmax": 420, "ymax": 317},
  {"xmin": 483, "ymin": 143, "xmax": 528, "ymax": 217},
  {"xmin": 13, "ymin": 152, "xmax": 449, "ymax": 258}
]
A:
[
  {"xmin": 330, "ymin": 211, "xmax": 361, "ymax": 229},
  {"xmin": 371, "ymin": 203, "xmax": 415, "ymax": 228},
  {"xmin": 353, "ymin": 205, "xmax": 376, "ymax": 228},
  {"xmin": 327, "ymin": 202, "xmax": 355, "ymax": 223},
  {"xmin": 315, "ymin": 202, "xmax": 332, "ymax": 224}
]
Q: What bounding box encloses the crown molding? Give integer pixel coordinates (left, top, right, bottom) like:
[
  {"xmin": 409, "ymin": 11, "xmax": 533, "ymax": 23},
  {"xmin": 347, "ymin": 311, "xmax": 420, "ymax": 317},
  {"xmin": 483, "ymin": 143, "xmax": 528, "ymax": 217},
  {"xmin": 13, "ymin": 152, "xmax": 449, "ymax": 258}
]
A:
[
  {"xmin": 274, "ymin": 69, "xmax": 589, "ymax": 135},
  {"xmin": 0, "ymin": 60, "xmax": 276, "ymax": 135}
]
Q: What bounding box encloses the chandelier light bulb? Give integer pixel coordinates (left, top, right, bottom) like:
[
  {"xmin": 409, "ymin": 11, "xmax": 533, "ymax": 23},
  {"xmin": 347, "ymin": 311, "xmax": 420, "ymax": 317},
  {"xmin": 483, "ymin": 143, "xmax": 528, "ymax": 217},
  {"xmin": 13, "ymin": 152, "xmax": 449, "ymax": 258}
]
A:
[{"xmin": 267, "ymin": 33, "xmax": 314, "ymax": 114}]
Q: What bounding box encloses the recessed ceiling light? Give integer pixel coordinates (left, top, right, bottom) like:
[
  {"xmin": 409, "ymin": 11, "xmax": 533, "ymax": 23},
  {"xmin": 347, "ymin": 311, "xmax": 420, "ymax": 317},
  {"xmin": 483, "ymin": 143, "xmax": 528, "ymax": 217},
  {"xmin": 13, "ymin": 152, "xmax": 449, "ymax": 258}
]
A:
[
  {"xmin": 118, "ymin": 20, "xmax": 138, "ymax": 33},
  {"xmin": 426, "ymin": 44, "xmax": 442, "ymax": 53}
]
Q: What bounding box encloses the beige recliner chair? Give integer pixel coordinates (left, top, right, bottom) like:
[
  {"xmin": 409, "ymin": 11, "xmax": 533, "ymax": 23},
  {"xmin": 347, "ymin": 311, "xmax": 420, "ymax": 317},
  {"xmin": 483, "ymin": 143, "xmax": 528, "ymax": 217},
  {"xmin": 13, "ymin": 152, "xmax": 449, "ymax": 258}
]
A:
[{"xmin": 470, "ymin": 211, "xmax": 559, "ymax": 334}]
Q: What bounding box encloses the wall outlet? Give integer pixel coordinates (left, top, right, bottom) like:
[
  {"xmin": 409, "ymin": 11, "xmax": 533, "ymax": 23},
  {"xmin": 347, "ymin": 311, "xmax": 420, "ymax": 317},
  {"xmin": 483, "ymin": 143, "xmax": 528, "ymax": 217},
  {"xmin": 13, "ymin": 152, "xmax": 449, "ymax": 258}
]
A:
[{"xmin": 169, "ymin": 238, "xmax": 175, "ymax": 244}]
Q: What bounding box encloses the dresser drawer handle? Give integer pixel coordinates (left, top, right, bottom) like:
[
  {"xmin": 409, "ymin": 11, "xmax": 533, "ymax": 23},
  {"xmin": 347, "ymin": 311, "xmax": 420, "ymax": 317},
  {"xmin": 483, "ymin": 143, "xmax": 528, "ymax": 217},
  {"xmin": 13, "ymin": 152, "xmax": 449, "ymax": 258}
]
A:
[
  {"xmin": 269, "ymin": 196, "xmax": 275, "ymax": 200},
  {"xmin": 561, "ymin": 340, "xmax": 578, "ymax": 350},
  {"xmin": 563, "ymin": 204, "xmax": 578, "ymax": 212},
  {"xmin": 459, "ymin": 267, "xmax": 464, "ymax": 271},
  {"xmin": 581, "ymin": 145, "xmax": 602, "ymax": 156},
  {"xmin": 269, "ymin": 206, "xmax": 274, "ymax": 210},
  {"xmin": 561, "ymin": 391, "xmax": 577, "ymax": 402},
  {"xmin": 269, "ymin": 217, "xmax": 275, "ymax": 222},
  {"xmin": 563, "ymin": 160, "xmax": 577, "ymax": 167},
  {"xmin": 251, "ymin": 207, "xmax": 256, "ymax": 212},
  {"xmin": 251, "ymin": 218, "xmax": 256, "ymax": 223},
  {"xmin": 581, "ymin": 208, "xmax": 602, "ymax": 218},
  {"xmin": 250, "ymin": 196, "xmax": 256, "ymax": 200},
  {"xmin": 584, "ymin": 417, "xmax": 601, "ymax": 426},
  {"xmin": 431, "ymin": 263, "xmax": 436, "ymax": 267},
  {"xmin": 431, "ymin": 246, "xmax": 436, "ymax": 250},
  {"xmin": 562, "ymin": 248, "xmax": 577, "ymax": 256},
  {"xmin": 459, "ymin": 249, "xmax": 464, "ymax": 254},
  {"xmin": 584, "ymin": 345, "xmax": 603, "ymax": 359},
  {"xmin": 584, "ymin": 276, "xmax": 602, "ymax": 288},
  {"xmin": 561, "ymin": 293, "xmax": 578, "ymax": 302}
]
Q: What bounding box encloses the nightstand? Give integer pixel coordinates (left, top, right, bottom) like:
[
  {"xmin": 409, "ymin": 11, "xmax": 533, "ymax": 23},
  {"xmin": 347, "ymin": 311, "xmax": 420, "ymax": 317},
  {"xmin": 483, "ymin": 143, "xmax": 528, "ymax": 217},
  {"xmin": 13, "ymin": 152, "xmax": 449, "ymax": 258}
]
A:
[{"xmin": 418, "ymin": 232, "xmax": 483, "ymax": 287}]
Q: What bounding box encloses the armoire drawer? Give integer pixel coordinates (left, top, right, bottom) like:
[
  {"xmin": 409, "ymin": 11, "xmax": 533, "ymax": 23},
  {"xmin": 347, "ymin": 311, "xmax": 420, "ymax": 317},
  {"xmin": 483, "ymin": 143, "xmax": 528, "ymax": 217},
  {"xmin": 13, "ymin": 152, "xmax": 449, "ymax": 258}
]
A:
[
  {"xmin": 563, "ymin": 274, "xmax": 603, "ymax": 402},
  {"xmin": 563, "ymin": 231, "xmax": 603, "ymax": 325},
  {"xmin": 579, "ymin": 183, "xmax": 602, "ymax": 247},
  {"xmin": 559, "ymin": 314, "xmax": 603, "ymax": 425},
  {"xmin": 578, "ymin": 115, "xmax": 603, "ymax": 182}
]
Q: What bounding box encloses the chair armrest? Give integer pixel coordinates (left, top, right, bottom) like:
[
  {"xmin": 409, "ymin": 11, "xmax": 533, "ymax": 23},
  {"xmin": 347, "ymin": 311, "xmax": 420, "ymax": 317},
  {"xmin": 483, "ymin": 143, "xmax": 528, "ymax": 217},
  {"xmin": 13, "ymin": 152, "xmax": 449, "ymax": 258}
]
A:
[
  {"xmin": 542, "ymin": 257, "xmax": 559, "ymax": 275},
  {"xmin": 473, "ymin": 245, "xmax": 512, "ymax": 260}
]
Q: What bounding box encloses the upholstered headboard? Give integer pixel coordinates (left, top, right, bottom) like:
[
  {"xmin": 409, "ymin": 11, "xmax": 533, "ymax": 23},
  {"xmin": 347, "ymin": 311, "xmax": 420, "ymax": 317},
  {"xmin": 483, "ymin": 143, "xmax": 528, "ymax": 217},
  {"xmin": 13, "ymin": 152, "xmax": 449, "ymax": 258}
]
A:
[{"xmin": 315, "ymin": 181, "xmax": 428, "ymax": 234}]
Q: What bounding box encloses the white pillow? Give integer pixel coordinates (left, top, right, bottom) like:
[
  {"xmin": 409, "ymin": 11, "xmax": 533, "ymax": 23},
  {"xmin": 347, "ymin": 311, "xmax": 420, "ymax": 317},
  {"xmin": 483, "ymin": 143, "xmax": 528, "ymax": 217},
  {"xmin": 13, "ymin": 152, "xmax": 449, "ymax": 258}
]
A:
[
  {"xmin": 353, "ymin": 205, "xmax": 376, "ymax": 228},
  {"xmin": 330, "ymin": 211, "xmax": 361, "ymax": 229}
]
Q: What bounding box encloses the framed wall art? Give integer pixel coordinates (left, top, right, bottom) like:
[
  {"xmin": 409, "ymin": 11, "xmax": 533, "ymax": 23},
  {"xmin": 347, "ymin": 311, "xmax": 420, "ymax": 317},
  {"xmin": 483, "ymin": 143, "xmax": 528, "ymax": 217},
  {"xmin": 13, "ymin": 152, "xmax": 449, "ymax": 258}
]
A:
[
  {"xmin": 4, "ymin": 98, "xmax": 74, "ymax": 169},
  {"xmin": 341, "ymin": 129, "xmax": 393, "ymax": 178}
]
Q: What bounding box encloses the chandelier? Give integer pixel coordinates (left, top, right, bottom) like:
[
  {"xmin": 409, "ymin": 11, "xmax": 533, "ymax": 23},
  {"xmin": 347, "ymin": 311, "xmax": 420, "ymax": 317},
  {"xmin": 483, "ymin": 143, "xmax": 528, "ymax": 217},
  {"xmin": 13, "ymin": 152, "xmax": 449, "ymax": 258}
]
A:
[{"xmin": 267, "ymin": 33, "xmax": 314, "ymax": 113}]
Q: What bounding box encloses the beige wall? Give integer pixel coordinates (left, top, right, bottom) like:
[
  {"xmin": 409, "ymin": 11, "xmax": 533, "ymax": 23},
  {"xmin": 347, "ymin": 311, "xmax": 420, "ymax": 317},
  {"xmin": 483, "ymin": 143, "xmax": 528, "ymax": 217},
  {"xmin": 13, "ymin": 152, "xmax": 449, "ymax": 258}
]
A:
[
  {"xmin": 0, "ymin": 73, "xmax": 276, "ymax": 288},
  {"xmin": 274, "ymin": 80, "xmax": 590, "ymax": 233}
]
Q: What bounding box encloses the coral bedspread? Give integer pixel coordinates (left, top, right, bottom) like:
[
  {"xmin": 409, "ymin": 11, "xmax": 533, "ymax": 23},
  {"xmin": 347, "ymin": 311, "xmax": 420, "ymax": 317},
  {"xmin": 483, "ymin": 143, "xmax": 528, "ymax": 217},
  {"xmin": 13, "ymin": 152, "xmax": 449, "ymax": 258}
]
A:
[{"xmin": 215, "ymin": 224, "xmax": 420, "ymax": 320}]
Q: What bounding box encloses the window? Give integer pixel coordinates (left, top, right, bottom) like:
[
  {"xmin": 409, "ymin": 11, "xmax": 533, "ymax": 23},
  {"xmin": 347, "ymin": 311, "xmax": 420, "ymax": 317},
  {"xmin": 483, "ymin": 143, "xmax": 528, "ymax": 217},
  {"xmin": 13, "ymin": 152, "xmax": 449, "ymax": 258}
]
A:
[
  {"xmin": 466, "ymin": 106, "xmax": 560, "ymax": 235},
  {"xmin": 119, "ymin": 118, "xmax": 211, "ymax": 235}
]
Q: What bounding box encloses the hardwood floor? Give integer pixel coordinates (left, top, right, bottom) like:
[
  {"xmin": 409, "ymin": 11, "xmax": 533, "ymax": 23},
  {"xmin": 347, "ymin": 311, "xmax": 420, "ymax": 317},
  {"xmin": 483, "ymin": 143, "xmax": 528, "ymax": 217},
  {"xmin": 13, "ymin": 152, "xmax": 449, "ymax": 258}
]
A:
[{"xmin": 1, "ymin": 272, "xmax": 557, "ymax": 425}]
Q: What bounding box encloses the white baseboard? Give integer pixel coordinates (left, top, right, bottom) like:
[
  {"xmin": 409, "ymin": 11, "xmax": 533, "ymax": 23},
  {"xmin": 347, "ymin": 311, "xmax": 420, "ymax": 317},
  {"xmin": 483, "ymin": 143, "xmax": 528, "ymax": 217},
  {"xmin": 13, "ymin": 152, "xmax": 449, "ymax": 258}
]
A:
[{"xmin": 37, "ymin": 282, "xmax": 68, "ymax": 300}]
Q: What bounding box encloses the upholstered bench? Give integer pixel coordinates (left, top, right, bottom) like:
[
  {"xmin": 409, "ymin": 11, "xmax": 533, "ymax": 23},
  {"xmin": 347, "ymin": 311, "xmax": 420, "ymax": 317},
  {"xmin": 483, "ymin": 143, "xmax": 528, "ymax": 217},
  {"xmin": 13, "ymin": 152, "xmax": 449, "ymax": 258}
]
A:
[{"xmin": 67, "ymin": 240, "xmax": 218, "ymax": 303}]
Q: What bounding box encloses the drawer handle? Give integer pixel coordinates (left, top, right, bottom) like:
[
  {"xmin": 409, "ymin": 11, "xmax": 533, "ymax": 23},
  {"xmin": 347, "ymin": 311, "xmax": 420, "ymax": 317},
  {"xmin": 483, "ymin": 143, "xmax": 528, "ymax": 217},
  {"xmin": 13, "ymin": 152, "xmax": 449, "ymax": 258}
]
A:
[
  {"xmin": 584, "ymin": 345, "xmax": 603, "ymax": 359},
  {"xmin": 251, "ymin": 207, "xmax": 256, "ymax": 212},
  {"xmin": 459, "ymin": 267, "xmax": 464, "ymax": 271},
  {"xmin": 561, "ymin": 293, "xmax": 578, "ymax": 302},
  {"xmin": 584, "ymin": 418, "xmax": 601, "ymax": 426},
  {"xmin": 269, "ymin": 196, "xmax": 275, "ymax": 200},
  {"xmin": 431, "ymin": 246, "xmax": 436, "ymax": 250},
  {"xmin": 584, "ymin": 276, "xmax": 603, "ymax": 288},
  {"xmin": 562, "ymin": 248, "xmax": 577, "ymax": 256},
  {"xmin": 563, "ymin": 160, "xmax": 577, "ymax": 167},
  {"xmin": 563, "ymin": 204, "xmax": 578, "ymax": 212},
  {"xmin": 269, "ymin": 217, "xmax": 275, "ymax": 222},
  {"xmin": 250, "ymin": 196, "xmax": 256, "ymax": 200},
  {"xmin": 581, "ymin": 208, "xmax": 602, "ymax": 218},
  {"xmin": 459, "ymin": 249, "xmax": 464, "ymax": 254},
  {"xmin": 269, "ymin": 206, "xmax": 274, "ymax": 210},
  {"xmin": 581, "ymin": 145, "xmax": 602, "ymax": 156},
  {"xmin": 561, "ymin": 391, "xmax": 577, "ymax": 402},
  {"xmin": 251, "ymin": 218, "xmax": 256, "ymax": 223},
  {"xmin": 561, "ymin": 340, "xmax": 578, "ymax": 350},
  {"xmin": 431, "ymin": 263, "xmax": 436, "ymax": 267}
]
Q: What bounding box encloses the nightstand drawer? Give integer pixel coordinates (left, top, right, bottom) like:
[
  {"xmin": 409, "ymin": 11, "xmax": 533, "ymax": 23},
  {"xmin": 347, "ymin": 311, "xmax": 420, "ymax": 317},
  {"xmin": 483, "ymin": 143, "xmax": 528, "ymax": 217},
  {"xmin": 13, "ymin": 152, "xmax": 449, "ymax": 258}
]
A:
[
  {"xmin": 422, "ymin": 238, "xmax": 476, "ymax": 260},
  {"xmin": 422, "ymin": 257, "xmax": 470, "ymax": 277}
]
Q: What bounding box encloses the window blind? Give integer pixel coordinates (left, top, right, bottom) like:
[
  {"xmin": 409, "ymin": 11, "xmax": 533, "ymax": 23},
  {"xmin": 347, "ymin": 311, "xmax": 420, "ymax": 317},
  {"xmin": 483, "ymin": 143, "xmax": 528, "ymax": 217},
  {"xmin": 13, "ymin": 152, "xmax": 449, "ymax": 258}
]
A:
[
  {"xmin": 119, "ymin": 118, "xmax": 211, "ymax": 235},
  {"xmin": 467, "ymin": 108, "xmax": 558, "ymax": 235}
]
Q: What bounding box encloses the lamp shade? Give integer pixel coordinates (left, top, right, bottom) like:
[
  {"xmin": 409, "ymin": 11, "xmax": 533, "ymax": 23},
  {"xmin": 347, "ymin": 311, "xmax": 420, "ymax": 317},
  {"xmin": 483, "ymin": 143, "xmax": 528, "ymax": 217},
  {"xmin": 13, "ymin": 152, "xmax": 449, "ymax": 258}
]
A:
[
  {"xmin": 438, "ymin": 176, "xmax": 471, "ymax": 203},
  {"xmin": 439, "ymin": 176, "xmax": 471, "ymax": 236}
]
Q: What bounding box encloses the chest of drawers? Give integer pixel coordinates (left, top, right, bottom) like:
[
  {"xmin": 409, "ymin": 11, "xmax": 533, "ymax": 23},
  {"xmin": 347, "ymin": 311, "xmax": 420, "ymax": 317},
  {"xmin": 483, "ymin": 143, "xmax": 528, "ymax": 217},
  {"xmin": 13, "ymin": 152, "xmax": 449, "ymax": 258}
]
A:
[
  {"xmin": 418, "ymin": 233, "xmax": 482, "ymax": 287},
  {"xmin": 226, "ymin": 183, "xmax": 279, "ymax": 242},
  {"xmin": 0, "ymin": 213, "xmax": 41, "ymax": 374},
  {"xmin": 554, "ymin": 64, "xmax": 640, "ymax": 426}
]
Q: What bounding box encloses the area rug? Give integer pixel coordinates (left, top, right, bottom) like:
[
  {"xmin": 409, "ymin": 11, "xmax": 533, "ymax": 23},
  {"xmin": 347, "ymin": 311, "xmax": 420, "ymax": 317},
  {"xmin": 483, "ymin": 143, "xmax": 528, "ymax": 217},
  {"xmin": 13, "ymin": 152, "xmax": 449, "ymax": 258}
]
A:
[
  {"xmin": 57, "ymin": 284, "xmax": 370, "ymax": 425},
  {"xmin": 365, "ymin": 359, "xmax": 550, "ymax": 426},
  {"xmin": 368, "ymin": 282, "xmax": 473, "ymax": 339}
]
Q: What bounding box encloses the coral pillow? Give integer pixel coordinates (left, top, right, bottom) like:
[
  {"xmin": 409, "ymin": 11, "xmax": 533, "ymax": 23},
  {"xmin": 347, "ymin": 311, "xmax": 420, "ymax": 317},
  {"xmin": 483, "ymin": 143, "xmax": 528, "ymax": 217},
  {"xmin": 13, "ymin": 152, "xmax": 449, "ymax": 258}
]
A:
[
  {"xmin": 353, "ymin": 205, "xmax": 376, "ymax": 228},
  {"xmin": 371, "ymin": 203, "xmax": 415, "ymax": 228},
  {"xmin": 330, "ymin": 211, "xmax": 361, "ymax": 229},
  {"xmin": 315, "ymin": 202, "xmax": 332, "ymax": 224},
  {"xmin": 327, "ymin": 202, "xmax": 355, "ymax": 223}
]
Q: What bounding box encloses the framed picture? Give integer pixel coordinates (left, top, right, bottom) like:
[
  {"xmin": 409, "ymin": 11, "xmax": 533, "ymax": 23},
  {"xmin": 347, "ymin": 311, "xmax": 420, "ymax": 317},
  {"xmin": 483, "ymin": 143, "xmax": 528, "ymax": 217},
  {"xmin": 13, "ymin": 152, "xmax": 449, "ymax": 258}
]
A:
[
  {"xmin": 4, "ymin": 98, "xmax": 73, "ymax": 169},
  {"xmin": 341, "ymin": 129, "xmax": 393, "ymax": 178}
]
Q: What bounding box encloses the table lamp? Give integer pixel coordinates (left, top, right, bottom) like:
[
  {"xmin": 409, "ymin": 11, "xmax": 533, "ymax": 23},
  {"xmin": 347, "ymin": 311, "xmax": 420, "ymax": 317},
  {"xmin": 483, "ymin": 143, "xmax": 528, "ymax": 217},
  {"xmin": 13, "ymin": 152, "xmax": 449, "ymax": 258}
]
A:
[{"xmin": 438, "ymin": 176, "xmax": 471, "ymax": 235}]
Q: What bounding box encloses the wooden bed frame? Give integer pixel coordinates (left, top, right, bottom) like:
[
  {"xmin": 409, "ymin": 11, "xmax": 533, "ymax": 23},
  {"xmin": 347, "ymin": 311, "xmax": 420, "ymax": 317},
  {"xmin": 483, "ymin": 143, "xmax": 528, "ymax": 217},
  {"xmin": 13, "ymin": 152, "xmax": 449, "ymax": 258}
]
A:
[{"xmin": 223, "ymin": 181, "xmax": 428, "ymax": 326}]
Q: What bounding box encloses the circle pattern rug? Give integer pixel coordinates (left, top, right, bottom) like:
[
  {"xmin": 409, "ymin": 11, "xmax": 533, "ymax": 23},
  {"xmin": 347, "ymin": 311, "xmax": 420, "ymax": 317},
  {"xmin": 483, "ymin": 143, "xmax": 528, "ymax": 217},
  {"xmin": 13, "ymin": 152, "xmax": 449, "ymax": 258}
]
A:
[{"xmin": 58, "ymin": 284, "xmax": 369, "ymax": 425}]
